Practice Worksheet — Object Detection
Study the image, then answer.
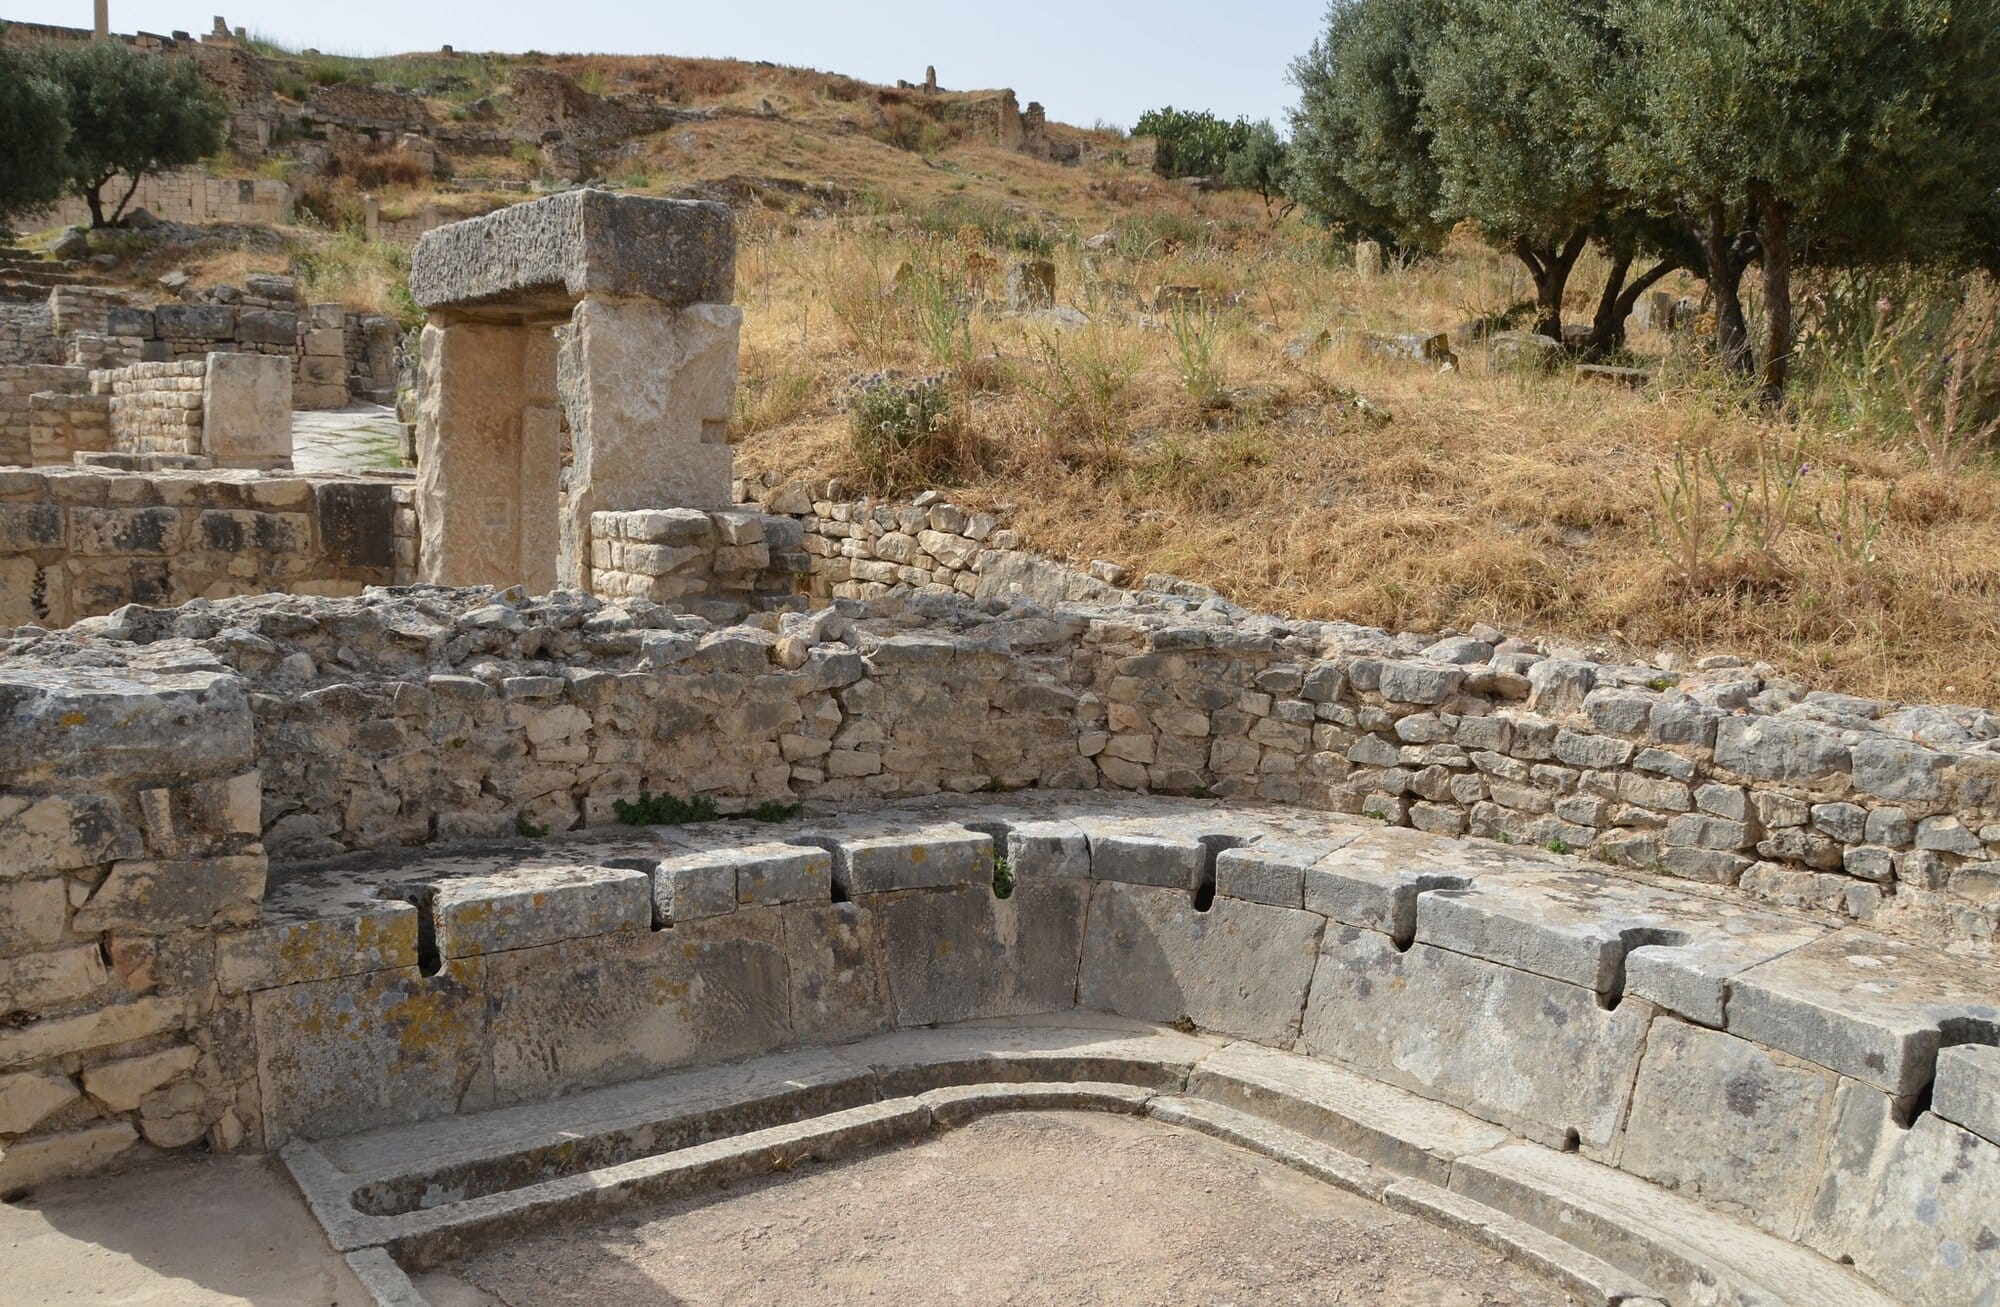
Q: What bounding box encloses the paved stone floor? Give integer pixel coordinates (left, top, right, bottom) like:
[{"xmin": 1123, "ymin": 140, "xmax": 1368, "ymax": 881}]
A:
[
  {"xmin": 291, "ymin": 404, "xmax": 405, "ymax": 474},
  {"xmin": 0, "ymin": 1152, "xmax": 366, "ymax": 1305},
  {"xmin": 423, "ymin": 1109, "xmax": 1571, "ymax": 1306}
]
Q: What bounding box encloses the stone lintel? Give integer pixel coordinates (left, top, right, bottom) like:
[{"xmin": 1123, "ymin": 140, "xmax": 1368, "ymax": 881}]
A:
[{"xmin": 409, "ymin": 190, "xmax": 735, "ymax": 315}]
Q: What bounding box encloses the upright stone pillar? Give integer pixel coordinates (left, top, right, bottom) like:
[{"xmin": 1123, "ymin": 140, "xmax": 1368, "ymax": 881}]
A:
[
  {"xmin": 407, "ymin": 190, "xmax": 737, "ymax": 595},
  {"xmin": 94, "ymin": 0, "xmax": 110, "ymax": 38},
  {"xmin": 1355, "ymin": 240, "xmax": 1383, "ymax": 280},
  {"xmin": 413, "ymin": 323, "xmax": 561, "ymax": 591}
]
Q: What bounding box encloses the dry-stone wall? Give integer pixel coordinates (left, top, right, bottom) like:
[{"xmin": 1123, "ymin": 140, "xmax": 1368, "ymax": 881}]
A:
[
  {"xmin": 101, "ymin": 360, "xmax": 206, "ymax": 457},
  {"xmin": 0, "ymin": 365, "xmax": 91, "ymax": 466},
  {"xmin": 588, "ymin": 507, "xmax": 808, "ymax": 622},
  {"xmin": 0, "ymin": 304, "xmax": 59, "ymax": 367},
  {"xmin": 2, "ymin": 282, "xmax": 398, "ymax": 413},
  {"xmin": 0, "ymin": 468, "xmax": 413, "ymax": 627},
  {"xmin": 736, "ymin": 480, "xmax": 2000, "ymax": 945}
]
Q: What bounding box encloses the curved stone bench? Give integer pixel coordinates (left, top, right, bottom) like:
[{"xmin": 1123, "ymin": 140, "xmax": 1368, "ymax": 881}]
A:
[{"xmin": 219, "ymin": 795, "xmax": 1999, "ymax": 1306}]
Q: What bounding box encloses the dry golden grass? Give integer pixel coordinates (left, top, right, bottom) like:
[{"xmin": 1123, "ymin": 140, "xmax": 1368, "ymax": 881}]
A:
[
  {"xmin": 211, "ymin": 47, "xmax": 1999, "ymax": 704},
  {"xmin": 725, "ymin": 200, "xmax": 2000, "ymax": 706}
]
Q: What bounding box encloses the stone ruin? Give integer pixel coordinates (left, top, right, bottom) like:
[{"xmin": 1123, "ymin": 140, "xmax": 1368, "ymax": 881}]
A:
[{"xmin": 0, "ymin": 191, "xmax": 1996, "ymax": 1307}]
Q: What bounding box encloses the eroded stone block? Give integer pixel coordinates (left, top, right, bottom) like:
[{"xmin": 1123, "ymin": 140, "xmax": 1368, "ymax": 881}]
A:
[
  {"xmin": 1619, "ymin": 1019, "xmax": 1838, "ymax": 1235},
  {"xmin": 429, "ymin": 863, "xmax": 650, "ymax": 958},
  {"xmin": 252, "ymin": 964, "xmax": 486, "ymax": 1145},
  {"xmin": 1727, "ymin": 930, "xmax": 2000, "ymax": 1097},
  {"xmin": 1079, "ymin": 882, "xmax": 1323, "ymax": 1044},
  {"xmin": 481, "ymin": 912, "xmax": 789, "ymax": 1105},
  {"xmin": 1804, "ymin": 1079, "xmax": 2000, "ymax": 1306},
  {"xmin": 875, "ymin": 881, "xmax": 1086, "ymax": 1026},
  {"xmin": 410, "ymin": 190, "xmax": 735, "ymax": 313},
  {"xmin": 1934, "ymin": 1043, "xmax": 2000, "ymax": 1148},
  {"xmin": 1300, "ymin": 925, "xmax": 1651, "ymax": 1151}
]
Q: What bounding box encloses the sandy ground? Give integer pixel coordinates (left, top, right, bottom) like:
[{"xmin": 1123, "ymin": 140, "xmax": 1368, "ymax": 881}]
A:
[
  {"xmin": 0, "ymin": 1152, "xmax": 367, "ymax": 1306},
  {"xmin": 424, "ymin": 1110, "xmax": 1573, "ymax": 1307}
]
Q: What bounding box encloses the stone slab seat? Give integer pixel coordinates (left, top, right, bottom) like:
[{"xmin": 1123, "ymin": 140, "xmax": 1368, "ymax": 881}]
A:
[{"xmin": 407, "ymin": 190, "xmax": 735, "ymax": 319}]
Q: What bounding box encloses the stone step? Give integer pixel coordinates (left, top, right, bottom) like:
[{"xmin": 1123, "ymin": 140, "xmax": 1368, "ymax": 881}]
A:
[
  {"xmin": 1452, "ymin": 1142, "xmax": 1897, "ymax": 1307},
  {"xmin": 1144, "ymin": 1096, "xmax": 1661, "ymax": 1307},
  {"xmin": 283, "ymin": 1021, "xmax": 1211, "ymax": 1260}
]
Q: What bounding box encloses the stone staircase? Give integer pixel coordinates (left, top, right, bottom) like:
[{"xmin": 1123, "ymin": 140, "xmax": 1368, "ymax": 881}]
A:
[{"xmin": 0, "ymin": 245, "xmax": 87, "ymax": 300}]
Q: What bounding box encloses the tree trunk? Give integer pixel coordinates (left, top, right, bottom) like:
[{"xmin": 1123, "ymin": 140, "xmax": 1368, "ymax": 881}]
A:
[
  {"xmin": 1514, "ymin": 230, "xmax": 1589, "ymax": 343},
  {"xmin": 83, "ymin": 180, "xmax": 107, "ymax": 229},
  {"xmin": 1699, "ymin": 201, "xmax": 1754, "ymax": 376},
  {"xmin": 1759, "ymin": 199, "xmax": 1793, "ymax": 407},
  {"xmin": 1585, "ymin": 253, "xmax": 1681, "ymax": 357},
  {"xmin": 108, "ymin": 173, "xmax": 143, "ymax": 226}
]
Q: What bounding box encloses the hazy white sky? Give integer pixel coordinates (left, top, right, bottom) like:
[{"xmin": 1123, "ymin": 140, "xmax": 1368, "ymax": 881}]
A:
[{"xmin": 8, "ymin": 1, "xmax": 1325, "ymax": 129}]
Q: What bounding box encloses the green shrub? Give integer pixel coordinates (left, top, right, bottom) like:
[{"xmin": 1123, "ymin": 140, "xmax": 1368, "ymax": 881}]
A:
[{"xmin": 849, "ymin": 374, "xmax": 961, "ymax": 490}]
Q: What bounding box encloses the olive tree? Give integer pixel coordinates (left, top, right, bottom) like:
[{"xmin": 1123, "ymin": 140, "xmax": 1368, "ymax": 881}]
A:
[
  {"xmin": 1286, "ymin": 0, "xmax": 1448, "ymax": 254},
  {"xmin": 1610, "ymin": 0, "xmax": 2000, "ymax": 401},
  {"xmin": 0, "ymin": 41, "xmax": 71, "ymax": 232},
  {"xmin": 1419, "ymin": 0, "xmax": 1695, "ymax": 350},
  {"xmin": 39, "ymin": 39, "xmax": 228, "ymax": 228}
]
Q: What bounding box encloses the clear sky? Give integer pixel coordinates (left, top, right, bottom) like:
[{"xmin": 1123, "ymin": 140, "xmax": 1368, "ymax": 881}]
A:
[{"xmin": 6, "ymin": 1, "xmax": 1326, "ymax": 130}]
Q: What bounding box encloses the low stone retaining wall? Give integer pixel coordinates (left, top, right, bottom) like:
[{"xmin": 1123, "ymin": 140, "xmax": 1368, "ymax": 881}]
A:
[
  {"xmin": 0, "ymin": 467, "xmax": 414, "ymax": 627},
  {"xmin": 0, "ymin": 364, "xmax": 91, "ymax": 465},
  {"xmin": 2, "ymin": 284, "xmax": 399, "ymax": 413},
  {"xmin": 587, "ymin": 506, "xmax": 808, "ymax": 621},
  {"xmin": 18, "ymin": 168, "xmax": 292, "ymax": 232}
]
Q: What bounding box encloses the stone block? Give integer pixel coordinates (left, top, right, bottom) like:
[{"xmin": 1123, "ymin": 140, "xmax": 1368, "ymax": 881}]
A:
[
  {"xmin": 1803, "ymin": 1079, "xmax": 2000, "ymax": 1306},
  {"xmin": 1619, "ymin": 1019, "xmax": 1838, "ymax": 1234},
  {"xmin": 71, "ymin": 855, "xmax": 266, "ymax": 934},
  {"xmin": 1301, "ymin": 826, "xmax": 1525, "ymax": 944},
  {"xmin": 215, "ymin": 897, "xmax": 419, "ymax": 993},
  {"xmin": 1078, "ymin": 883, "xmax": 1323, "ymax": 1044},
  {"xmin": 1713, "ymin": 718, "xmax": 1850, "ymax": 783},
  {"xmin": 1084, "ymin": 830, "xmax": 1205, "ymax": 890},
  {"xmin": 252, "ymin": 963, "xmax": 487, "ymax": 1145},
  {"xmin": 481, "ymin": 913, "xmax": 789, "ymax": 1106},
  {"xmin": 428, "ymin": 863, "xmax": 651, "ymax": 957},
  {"xmin": 814, "ymin": 819, "xmax": 992, "ymax": 896},
  {"xmin": 80, "ymin": 1043, "xmax": 199, "ymax": 1112},
  {"xmin": 0, "ymin": 1070, "xmax": 79, "ymax": 1136},
  {"xmin": 781, "ymin": 901, "xmax": 891, "ymax": 1042},
  {"xmin": 0, "ymin": 995, "xmax": 183, "ymax": 1068},
  {"xmin": 0, "ymin": 667, "xmax": 253, "ymax": 778},
  {"xmin": 232, "ymin": 308, "xmax": 296, "ymax": 347},
  {"xmin": 1726, "ymin": 930, "xmax": 2000, "ymax": 1097},
  {"xmin": 410, "ymin": 191, "xmax": 735, "ymax": 313},
  {"xmin": 1300, "ymin": 926, "xmax": 1651, "ymax": 1151},
  {"xmin": 1933, "ymin": 1043, "xmax": 2000, "ymax": 1147},
  {"xmin": 201, "ymin": 351, "xmax": 291, "ymax": 468},
  {"xmin": 875, "ymin": 881, "xmax": 1086, "ymax": 1026},
  {"xmin": 0, "ymin": 1122, "xmax": 137, "ymax": 1192},
  {"xmin": 0, "ymin": 794, "xmax": 143, "ymax": 878},
  {"xmin": 155, "ymin": 303, "xmax": 235, "ymax": 339},
  {"xmin": 0, "ymin": 946, "xmax": 106, "ymax": 1012},
  {"xmin": 314, "ymin": 481, "xmax": 398, "ymax": 571}
]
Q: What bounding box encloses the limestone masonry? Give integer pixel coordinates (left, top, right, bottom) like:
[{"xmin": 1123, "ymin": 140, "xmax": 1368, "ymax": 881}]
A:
[{"xmin": 0, "ymin": 190, "xmax": 1995, "ymax": 1307}]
